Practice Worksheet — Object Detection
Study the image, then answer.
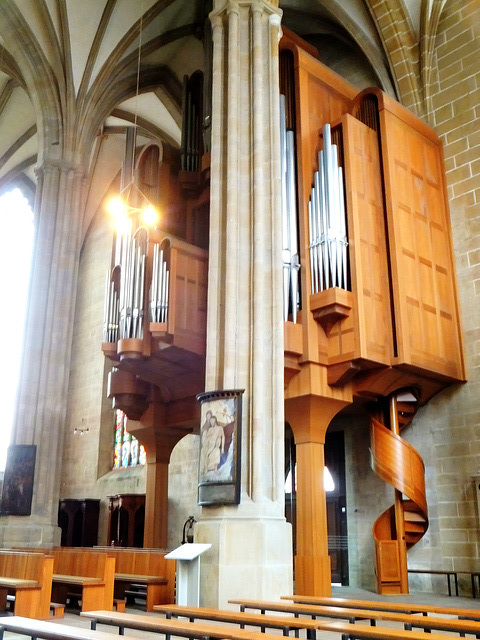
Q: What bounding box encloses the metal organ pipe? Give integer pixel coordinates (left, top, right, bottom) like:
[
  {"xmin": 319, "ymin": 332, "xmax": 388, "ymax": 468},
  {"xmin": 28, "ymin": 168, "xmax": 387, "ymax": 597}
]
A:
[
  {"xmin": 103, "ymin": 272, "xmax": 118, "ymax": 343},
  {"xmin": 280, "ymin": 94, "xmax": 300, "ymax": 323},
  {"xmin": 149, "ymin": 243, "xmax": 169, "ymax": 323},
  {"xmin": 103, "ymin": 230, "xmax": 158, "ymax": 343},
  {"xmin": 309, "ymin": 124, "xmax": 348, "ymax": 294}
]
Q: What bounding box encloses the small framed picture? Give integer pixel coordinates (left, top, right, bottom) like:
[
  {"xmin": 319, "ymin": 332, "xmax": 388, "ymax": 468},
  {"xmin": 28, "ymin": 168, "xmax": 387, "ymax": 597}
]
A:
[
  {"xmin": 1, "ymin": 444, "xmax": 36, "ymax": 515},
  {"xmin": 197, "ymin": 389, "xmax": 244, "ymax": 506}
]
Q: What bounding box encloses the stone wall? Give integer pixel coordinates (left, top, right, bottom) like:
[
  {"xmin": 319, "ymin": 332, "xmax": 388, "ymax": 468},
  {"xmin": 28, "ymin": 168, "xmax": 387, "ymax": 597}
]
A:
[
  {"xmin": 61, "ymin": 209, "xmax": 146, "ymax": 546},
  {"xmin": 371, "ymin": 0, "xmax": 480, "ymax": 593}
]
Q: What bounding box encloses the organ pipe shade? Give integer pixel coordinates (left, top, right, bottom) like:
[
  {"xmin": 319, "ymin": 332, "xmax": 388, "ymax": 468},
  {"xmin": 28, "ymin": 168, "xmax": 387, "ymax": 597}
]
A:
[
  {"xmin": 102, "ymin": 230, "xmax": 170, "ymax": 344},
  {"xmin": 280, "ymin": 94, "xmax": 300, "ymax": 323},
  {"xmin": 308, "ymin": 124, "xmax": 349, "ymax": 294}
]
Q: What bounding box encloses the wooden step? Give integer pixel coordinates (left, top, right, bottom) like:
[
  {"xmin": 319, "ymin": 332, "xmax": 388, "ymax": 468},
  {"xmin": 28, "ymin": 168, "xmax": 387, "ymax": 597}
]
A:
[
  {"xmin": 404, "ymin": 521, "xmax": 426, "ymax": 533},
  {"xmin": 404, "ymin": 510, "xmax": 427, "ymax": 523},
  {"xmin": 403, "ymin": 499, "xmax": 423, "ymax": 513}
]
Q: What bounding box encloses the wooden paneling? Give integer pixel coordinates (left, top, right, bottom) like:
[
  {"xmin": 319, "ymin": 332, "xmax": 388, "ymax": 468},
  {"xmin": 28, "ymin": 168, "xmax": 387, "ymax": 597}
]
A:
[
  {"xmin": 377, "ymin": 95, "xmax": 465, "ymax": 381},
  {"xmin": 335, "ymin": 114, "xmax": 393, "ymax": 366},
  {"xmin": 280, "ymin": 35, "xmax": 356, "ymax": 366},
  {"xmin": 167, "ymin": 239, "xmax": 208, "ymax": 355}
]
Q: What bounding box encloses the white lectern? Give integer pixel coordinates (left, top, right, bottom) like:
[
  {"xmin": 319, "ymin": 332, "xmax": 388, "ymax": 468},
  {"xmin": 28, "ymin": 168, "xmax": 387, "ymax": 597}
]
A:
[{"xmin": 165, "ymin": 543, "xmax": 211, "ymax": 606}]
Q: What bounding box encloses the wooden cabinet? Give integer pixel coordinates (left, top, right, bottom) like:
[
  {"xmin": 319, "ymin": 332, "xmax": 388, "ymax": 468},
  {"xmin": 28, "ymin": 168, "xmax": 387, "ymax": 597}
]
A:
[
  {"xmin": 58, "ymin": 499, "xmax": 100, "ymax": 547},
  {"xmin": 107, "ymin": 493, "xmax": 145, "ymax": 547}
]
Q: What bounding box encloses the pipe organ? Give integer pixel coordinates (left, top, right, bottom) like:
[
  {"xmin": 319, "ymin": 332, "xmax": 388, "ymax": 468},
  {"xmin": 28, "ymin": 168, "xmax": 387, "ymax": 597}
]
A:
[
  {"xmin": 280, "ymin": 29, "xmax": 465, "ymax": 595},
  {"xmin": 100, "ymin": 36, "xmax": 465, "ymax": 591},
  {"xmin": 103, "ymin": 228, "xmax": 208, "ymax": 400}
]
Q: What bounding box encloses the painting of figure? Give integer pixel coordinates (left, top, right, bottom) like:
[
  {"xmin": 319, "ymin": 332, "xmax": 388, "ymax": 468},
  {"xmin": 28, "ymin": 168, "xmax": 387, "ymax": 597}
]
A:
[
  {"xmin": 0, "ymin": 445, "xmax": 36, "ymax": 515},
  {"xmin": 197, "ymin": 389, "xmax": 243, "ymax": 505}
]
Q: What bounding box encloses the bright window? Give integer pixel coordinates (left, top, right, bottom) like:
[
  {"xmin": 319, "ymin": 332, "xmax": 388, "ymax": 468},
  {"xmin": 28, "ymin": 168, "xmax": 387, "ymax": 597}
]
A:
[{"xmin": 0, "ymin": 188, "xmax": 34, "ymax": 471}]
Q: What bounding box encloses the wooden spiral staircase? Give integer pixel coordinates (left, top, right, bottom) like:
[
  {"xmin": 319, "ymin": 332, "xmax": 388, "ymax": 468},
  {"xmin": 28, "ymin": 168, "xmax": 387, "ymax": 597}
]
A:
[{"xmin": 370, "ymin": 389, "xmax": 429, "ymax": 594}]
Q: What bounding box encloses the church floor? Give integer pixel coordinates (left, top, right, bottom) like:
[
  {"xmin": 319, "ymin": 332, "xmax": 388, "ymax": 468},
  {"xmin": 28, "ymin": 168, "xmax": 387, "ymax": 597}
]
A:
[{"xmin": 2, "ymin": 586, "xmax": 480, "ymax": 640}]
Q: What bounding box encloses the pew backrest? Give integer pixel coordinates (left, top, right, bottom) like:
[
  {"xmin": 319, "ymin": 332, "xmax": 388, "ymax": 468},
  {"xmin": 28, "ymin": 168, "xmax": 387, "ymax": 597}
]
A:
[
  {"xmin": 53, "ymin": 549, "xmax": 107, "ymax": 579},
  {"xmin": 0, "ymin": 550, "xmax": 47, "ymax": 583},
  {"xmin": 0, "ymin": 551, "xmax": 54, "ymax": 619}
]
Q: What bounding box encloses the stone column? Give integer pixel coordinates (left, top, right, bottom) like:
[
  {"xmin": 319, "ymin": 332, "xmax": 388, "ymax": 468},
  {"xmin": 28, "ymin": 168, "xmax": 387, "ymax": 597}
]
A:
[
  {"xmin": 0, "ymin": 160, "xmax": 85, "ymax": 547},
  {"xmin": 196, "ymin": 0, "xmax": 293, "ymax": 607}
]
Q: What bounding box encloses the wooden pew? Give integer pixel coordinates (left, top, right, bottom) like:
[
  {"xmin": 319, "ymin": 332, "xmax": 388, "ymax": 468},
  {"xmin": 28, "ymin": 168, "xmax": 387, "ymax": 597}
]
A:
[
  {"xmin": 94, "ymin": 547, "xmax": 175, "ymax": 610},
  {"xmin": 228, "ymin": 599, "xmax": 480, "ymax": 635},
  {"xmin": 153, "ymin": 603, "xmax": 320, "ymax": 638},
  {"xmin": 0, "ymin": 616, "xmax": 146, "ymax": 640},
  {"xmin": 313, "ymin": 620, "xmax": 480, "ymax": 640},
  {"xmin": 50, "ymin": 549, "xmax": 114, "ymax": 612},
  {"xmin": 4, "ymin": 613, "xmax": 479, "ymax": 640},
  {"xmin": 15, "ymin": 546, "xmax": 172, "ymax": 611},
  {"xmin": 281, "ymin": 594, "xmax": 480, "ymax": 619},
  {"xmin": 80, "ymin": 607, "xmax": 480, "ymax": 640},
  {"xmin": 80, "ymin": 610, "xmax": 306, "ymax": 640},
  {"xmin": 0, "ymin": 551, "xmax": 53, "ymax": 620}
]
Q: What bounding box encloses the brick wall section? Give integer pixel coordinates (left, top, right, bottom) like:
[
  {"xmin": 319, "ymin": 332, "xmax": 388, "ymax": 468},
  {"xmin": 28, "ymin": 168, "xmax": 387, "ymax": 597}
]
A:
[
  {"xmin": 368, "ymin": 0, "xmax": 422, "ymax": 113},
  {"xmin": 405, "ymin": 0, "xmax": 480, "ymax": 581},
  {"xmin": 355, "ymin": 0, "xmax": 480, "ymax": 591}
]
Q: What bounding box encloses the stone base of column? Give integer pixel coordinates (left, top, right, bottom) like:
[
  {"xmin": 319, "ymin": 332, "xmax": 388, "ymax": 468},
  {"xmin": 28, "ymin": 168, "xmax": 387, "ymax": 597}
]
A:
[
  {"xmin": 0, "ymin": 519, "xmax": 61, "ymax": 548},
  {"xmin": 195, "ymin": 516, "xmax": 293, "ymax": 608}
]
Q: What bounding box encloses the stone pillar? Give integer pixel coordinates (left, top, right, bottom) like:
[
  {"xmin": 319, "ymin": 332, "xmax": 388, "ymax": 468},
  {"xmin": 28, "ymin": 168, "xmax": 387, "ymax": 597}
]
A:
[
  {"xmin": 195, "ymin": 0, "xmax": 293, "ymax": 607},
  {"xmin": 0, "ymin": 160, "xmax": 85, "ymax": 547}
]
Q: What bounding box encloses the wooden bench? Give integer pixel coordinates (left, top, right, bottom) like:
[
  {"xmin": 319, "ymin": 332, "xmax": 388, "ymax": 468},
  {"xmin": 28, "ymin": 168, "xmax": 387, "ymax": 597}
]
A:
[
  {"xmin": 94, "ymin": 547, "xmax": 175, "ymax": 610},
  {"xmin": 4, "ymin": 613, "xmax": 478, "ymax": 640},
  {"xmin": 408, "ymin": 568, "xmax": 480, "ymax": 598},
  {"xmin": 281, "ymin": 594, "xmax": 480, "ymax": 618},
  {"xmin": 49, "ymin": 549, "xmax": 115, "ymax": 612},
  {"xmin": 229, "ymin": 598, "xmax": 480, "ymax": 636},
  {"xmin": 468, "ymin": 572, "xmax": 480, "ymax": 598},
  {"xmin": 311, "ymin": 620, "xmax": 480, "ymax": 640},
  {"xmin": 408, "ymin": 568, "xmax": 459, "ymax": 596},
  {"xmin": 80, "ymin": 610, "xmax": 306, "ymax": 640},
  {"xmin": 0, "ymin": 616, "xmax": 146, "ymax": 640},
  {"xmin": 153, "ymin": 603, "xmax": 320, "ymax": 638},
  {"xmin": 5, "ymin": 594, "xmax": 64, "ymax": 618},
  {"xmin": 0, "ymin": 550, "xmax": 53, "ymax": 619}
]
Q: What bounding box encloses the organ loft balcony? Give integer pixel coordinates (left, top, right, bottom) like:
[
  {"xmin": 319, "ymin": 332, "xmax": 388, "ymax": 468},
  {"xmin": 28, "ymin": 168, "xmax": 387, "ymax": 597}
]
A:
[{"xmin": 102, "ymin": 228, "xmax": 208, "ymax": 426}]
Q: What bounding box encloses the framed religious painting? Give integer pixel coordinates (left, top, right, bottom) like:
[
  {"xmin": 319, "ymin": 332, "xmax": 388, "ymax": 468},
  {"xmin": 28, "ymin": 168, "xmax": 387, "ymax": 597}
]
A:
[
  {"xmin": 0, "ymin": 444, "xmax": 36, "ymax": 515},
  {"xmin": 197, "ymin": 389, "xmax": 244, "ymax": 506}
]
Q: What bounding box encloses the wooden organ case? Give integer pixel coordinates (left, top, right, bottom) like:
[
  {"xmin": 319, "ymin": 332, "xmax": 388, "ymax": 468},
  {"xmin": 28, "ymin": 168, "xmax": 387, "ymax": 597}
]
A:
[
  {"xmin": 280, "ymin": 30, "xmax": 465, "ymax": 595},
  {"xmin": 101, "ymin": 72, "xmax": 209, "ymax": 550}
]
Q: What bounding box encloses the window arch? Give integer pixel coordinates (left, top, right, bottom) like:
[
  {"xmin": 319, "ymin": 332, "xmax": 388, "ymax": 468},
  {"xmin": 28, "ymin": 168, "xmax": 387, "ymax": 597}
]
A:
[{"xmin": 0, "ymin": 187, "xmax": 34, "ymax": 470}]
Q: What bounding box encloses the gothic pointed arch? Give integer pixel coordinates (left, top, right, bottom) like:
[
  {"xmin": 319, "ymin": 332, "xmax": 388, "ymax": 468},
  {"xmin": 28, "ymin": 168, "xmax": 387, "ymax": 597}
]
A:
[{"xmin": 364, "ymin": 0, "xmax": 424, "ymax": 115}]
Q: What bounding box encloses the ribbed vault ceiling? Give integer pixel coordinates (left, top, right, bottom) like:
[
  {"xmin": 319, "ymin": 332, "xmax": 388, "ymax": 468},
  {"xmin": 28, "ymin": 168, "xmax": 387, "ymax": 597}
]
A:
[{"xmin": 0, "ymin": 0, "xmax": 441, "ymax": 231}]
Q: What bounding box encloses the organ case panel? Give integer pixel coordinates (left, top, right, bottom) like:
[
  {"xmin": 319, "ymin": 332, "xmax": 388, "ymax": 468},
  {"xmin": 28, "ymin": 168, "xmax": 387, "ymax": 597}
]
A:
[
  {"xmin": 329, "ymin": 114, "xmax": 393, "ymax": 369},
  {"xmin": 374, "ymin": 90, "xmax": 465, "ymax": 382}
]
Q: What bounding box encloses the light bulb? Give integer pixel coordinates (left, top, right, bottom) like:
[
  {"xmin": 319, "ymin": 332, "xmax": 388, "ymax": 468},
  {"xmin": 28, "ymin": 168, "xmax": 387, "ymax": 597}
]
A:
[
  {"xmin": 107, "ymin": 196, "xmax": 126, "ymax": 218},
  {"xmin": 107, "ymin": 197, "xmax": 131, "ymax": 233},
  {"xmin": 141, "ymin": 205, "xmax": 159, "ymax": 228}
]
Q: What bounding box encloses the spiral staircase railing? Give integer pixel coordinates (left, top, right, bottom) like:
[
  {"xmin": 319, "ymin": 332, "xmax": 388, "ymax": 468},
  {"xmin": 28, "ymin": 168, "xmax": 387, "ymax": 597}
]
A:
[{"xmin": 370, "ymin": 391, "xmax": 429, "ymax": 594}]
